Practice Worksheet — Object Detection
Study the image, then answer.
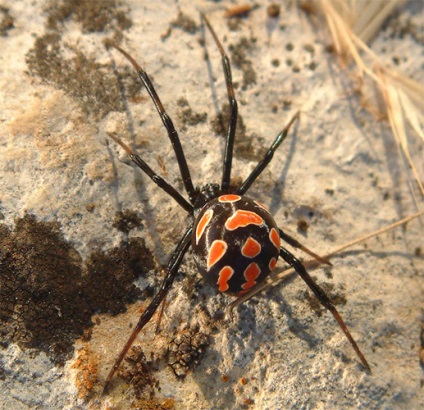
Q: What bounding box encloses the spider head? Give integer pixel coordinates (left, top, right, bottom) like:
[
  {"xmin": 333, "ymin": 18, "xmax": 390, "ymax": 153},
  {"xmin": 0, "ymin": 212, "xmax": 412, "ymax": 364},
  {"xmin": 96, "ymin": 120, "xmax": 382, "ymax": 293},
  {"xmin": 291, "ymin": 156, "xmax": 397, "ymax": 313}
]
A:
[{"xmin": 193, "ymin": 183, "xmax": 222, "ymax": 215}]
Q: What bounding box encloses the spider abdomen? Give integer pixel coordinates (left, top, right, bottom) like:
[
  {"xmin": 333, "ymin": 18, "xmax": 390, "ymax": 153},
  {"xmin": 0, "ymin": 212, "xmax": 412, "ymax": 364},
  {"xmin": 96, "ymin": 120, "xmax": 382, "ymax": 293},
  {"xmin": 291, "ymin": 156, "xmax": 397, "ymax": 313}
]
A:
[{"xmin": 192, "ymin": 194, "xmax": 280, "ymax": 296}]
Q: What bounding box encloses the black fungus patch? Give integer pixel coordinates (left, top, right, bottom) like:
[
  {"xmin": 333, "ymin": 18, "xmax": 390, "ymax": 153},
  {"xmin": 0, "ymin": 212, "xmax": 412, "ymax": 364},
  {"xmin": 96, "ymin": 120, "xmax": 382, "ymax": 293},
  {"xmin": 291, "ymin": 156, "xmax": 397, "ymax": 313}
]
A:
[
  {"xmin": 167, "ymin": 327, "xmax": 209, "ymax": 378},
  {"xmin": 0, "ymin": 214, "xmax": 154, "ymax": 365},
  {"xmin": 118, "ymin": 346, "xmax": 177, "ymax": 409},
  {"xmin": 119, "ymin": 346, "xmax": 157, "ymax": 399}
]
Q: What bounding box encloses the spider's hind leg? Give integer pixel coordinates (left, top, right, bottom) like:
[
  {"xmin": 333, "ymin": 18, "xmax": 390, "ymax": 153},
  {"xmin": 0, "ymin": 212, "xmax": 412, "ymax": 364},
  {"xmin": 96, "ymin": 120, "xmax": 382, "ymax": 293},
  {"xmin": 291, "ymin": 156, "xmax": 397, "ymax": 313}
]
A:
[
  {"xmin": 109, "ymin": 134, "xmax": 193, "ymax": 214},
  {"xmin": 279, "ymin": 246, "xmax": 371, "ymax": 372},
  {"xmin": 103, "ymin": 225, "xmax": 193, "ymax": 394},
  {"xmin": 236, "ymin": 111, "xmax": 300, "ymax": 195},
  {"xmin": 279, "ymin": 228, "xmax": 332, "ymax": 266}
]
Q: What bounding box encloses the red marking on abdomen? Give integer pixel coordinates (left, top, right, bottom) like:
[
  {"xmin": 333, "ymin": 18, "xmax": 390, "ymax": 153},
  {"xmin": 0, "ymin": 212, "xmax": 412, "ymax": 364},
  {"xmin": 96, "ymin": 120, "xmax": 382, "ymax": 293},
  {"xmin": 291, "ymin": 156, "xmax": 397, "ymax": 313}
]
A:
[
  {"xmin": 241, "ymin": 262, "xmax": 260, "ymax": 291},
  {"xmin": 241, "ymin": 237, "xmax": 261, "ymax": 258},
  {"xmin": 269, "ymin": 228, "xmax": 280, "ymax": 250},
  {"xmin": 269, "ymin": 257, "xmax": 277, "ymax": 271},
  {"xmin": 196, "ymin": 209, "xmax": 213, "ymax": 244},
  {"xmin": 217, "ymin": 266, "xmax": 234, "ymax": 292},
  {"xmin": 225, "ymin": 210, "xmax": 263, "ymax": 231},
  {"xmin": 219, "ymin": 194, "xmax": 241, "ymax": 203},
  {"xmin": 207, "ymin": 240, "xmax": 227, "ymax": 270}
]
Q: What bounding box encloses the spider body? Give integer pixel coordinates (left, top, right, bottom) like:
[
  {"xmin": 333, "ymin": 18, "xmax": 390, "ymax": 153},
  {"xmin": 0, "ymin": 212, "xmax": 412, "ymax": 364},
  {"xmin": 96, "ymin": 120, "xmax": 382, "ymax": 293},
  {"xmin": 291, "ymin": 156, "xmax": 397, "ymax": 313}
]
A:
[
  {"xmin": 192, "ymin": 194, "xmax": 280, "ymax": 296},
  {"xmin": 103, "ymin": 14, "xmax": 371, "ymax": 394}
]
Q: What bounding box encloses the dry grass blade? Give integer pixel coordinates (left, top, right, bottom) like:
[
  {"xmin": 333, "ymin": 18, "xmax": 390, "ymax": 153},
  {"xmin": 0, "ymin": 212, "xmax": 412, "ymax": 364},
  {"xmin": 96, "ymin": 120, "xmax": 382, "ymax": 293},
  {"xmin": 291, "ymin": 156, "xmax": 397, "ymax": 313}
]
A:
[
  {"xmin": 313, "ymin": 0, "xmax": 423, "ymax": 200},
  {"xmin": 377, "ymin": 68, "xmax": 424, "ymax": 198},
  {"xmin": 353, "ymin": 0, "xmax": 406, "ymax": 43}
]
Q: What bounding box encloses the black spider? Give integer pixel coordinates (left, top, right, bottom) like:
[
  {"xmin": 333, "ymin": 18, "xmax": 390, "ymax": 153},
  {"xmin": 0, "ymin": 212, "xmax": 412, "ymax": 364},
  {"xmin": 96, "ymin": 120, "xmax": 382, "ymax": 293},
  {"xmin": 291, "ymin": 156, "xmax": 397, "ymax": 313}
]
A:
[{"xmin": 102, "ymin": 13, "xmax": 370, "ymax": 393}]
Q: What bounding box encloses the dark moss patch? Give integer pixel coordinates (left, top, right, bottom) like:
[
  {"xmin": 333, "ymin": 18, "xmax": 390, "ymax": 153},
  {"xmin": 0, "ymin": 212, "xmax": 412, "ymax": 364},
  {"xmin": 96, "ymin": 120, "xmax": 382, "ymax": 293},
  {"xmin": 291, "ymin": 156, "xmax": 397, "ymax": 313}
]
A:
[
  {"xmin": 0, "ymin": 5, "xmax": 14, "ymax": 36},
  {"xmin": 300, "ymin": 281, "xmax": 347, "ymax": 317},
  {"xmin": 385, "ymin": 14, "xmax": 424, "ymax": 45},
  {"xmin": 176, "ymin": 97, "xmax": 207, "ymax": 131},
  {"xmin": 25, "ymin": 33, "xmax": 141, "ymax": 120},
  {"xmin": 171, "ymin": 11, "xmax": 198, "ymax": 34},
  {"xmin": 267, "ymin": 4, "xmax": 281, "ymax": 18},
  {"xmin": 297, "ymin": 218, "xmax": 309, "ymax": 233},
  {"xmin": 211, "ymin": 103, "xmax": 264, "ymax": 162},
  {"xmin": 229, "ymin": 36, "xmax": 257, "ymax": 89},
  {"xmin": 0, "ymin": 214, "xmax": 154, "ymax": 365},
  {"xmin": 271, "ymin": 58, "xmax": 280, "ymax": 67},
  {"xmin": 227, "ymin": 17, "xmax": 244, "ymax": 32},
  {"xmin": 45, "ymin": 0, "xmax": 131, "ymax": 33},
  {"xmin": 25, "ymin": 0, "xmax": 138, "ymax": 120},
  {"xmin": 113, "ymin": 209, "xmax": 144, "ymax": 234}
]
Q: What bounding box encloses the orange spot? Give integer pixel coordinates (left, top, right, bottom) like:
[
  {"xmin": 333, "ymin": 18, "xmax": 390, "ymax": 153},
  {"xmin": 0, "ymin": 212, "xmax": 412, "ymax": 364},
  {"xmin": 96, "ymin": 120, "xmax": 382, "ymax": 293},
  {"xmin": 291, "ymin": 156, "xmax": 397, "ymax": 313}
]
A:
[
  {"xmin": 225, "ymin": 210, "xmax": 263, "ymax": 231},
  {"xmin": 241, "ymin": 263, "xmax": 260, "ymax": 290},
  {"xmin": 217, "ymin": 266, "xmax": 234, "ymax": 292},
  {"xmin": 269, "ymin": 257, "xmax": 277, "ymax": 270},
  {"xmin": 196, "ymin": 209, "xmax": 213, "ymax": 244},
  {"xmin": 269, "ymin": 228, "xmax": 280, "ymax": 249},
  {"xmin": 241, "ymin": 237, "xmax": 261, "ymax": 258},
  {"xmin": 207, "ymin": 240, "xmax": 227, "ymax": 270},
  {"xmin": 219, "ymin": 194, "xmax": 241, "ymax": 203}
]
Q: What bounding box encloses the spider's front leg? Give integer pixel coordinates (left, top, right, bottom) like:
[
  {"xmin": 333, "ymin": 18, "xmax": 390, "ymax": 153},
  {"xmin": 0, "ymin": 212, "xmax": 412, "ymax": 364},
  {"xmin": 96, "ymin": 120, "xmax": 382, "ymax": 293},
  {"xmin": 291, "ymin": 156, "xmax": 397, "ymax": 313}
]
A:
[
  {"xmin": 237, "ymin": 111, "xmax": 300, "ymax": 195},
  {"xmin": 108, "ymin": 43, "xmax": 197, "ymax": 204},
  {"xmin": 201, "ymin": 13, "xmax": 238, "ymax": 192},
  {"xmin": 279, "ymin": 246, "xmax": 371, "ymax": 372},
  {"xmin": 103, "ymin": 226, "xmax": 193, "ymax": 394}
]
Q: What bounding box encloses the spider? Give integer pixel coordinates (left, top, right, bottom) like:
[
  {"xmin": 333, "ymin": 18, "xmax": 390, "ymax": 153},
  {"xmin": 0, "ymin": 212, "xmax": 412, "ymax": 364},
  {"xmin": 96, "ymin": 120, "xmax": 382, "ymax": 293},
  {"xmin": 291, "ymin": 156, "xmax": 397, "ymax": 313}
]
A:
[{"xmin": 103, "ymin": 13, "xmax": 370, "ymax": 393}]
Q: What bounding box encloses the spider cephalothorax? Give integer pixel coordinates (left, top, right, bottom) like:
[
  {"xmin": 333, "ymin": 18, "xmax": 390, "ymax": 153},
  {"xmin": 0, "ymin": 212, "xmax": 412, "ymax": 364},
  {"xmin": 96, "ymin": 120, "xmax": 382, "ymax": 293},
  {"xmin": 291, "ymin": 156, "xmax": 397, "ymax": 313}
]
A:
[
  {"xmin": 192, "ymin": 183, "xmax": 222, "ymax": 212},
  {"xmin": 103, "ymin": 13, "xmax": 370, "ymax": 394}
]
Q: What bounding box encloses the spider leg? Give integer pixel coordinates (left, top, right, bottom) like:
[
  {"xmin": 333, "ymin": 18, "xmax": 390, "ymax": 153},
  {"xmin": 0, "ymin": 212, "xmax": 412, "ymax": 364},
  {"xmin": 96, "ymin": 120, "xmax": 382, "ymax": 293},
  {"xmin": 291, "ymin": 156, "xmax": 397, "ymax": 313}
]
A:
[
  {"xmin": 279, "ymin": 228, "xmax": 332, "ymax": 266},
  {"xmin": 109, "ymin": 135, "xmax": 193, "ymax": 214},
  {"xmin": 279, "ymin": 246, "xmax": 371, "ymax": 372},
  {"xmin": 201, "ymin": 13, "xmax": 238, "ymax": 193},
  {"xmin": 236, "ymin": 111, "xmax": 300, "ymax": 195},
  {"xmin": 109, "ymin": 44, "xmax": 198, "ymax": 203},
  {"xmin": 103, "ymin": 225, "xmax": 193, "ymax": 394}
]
